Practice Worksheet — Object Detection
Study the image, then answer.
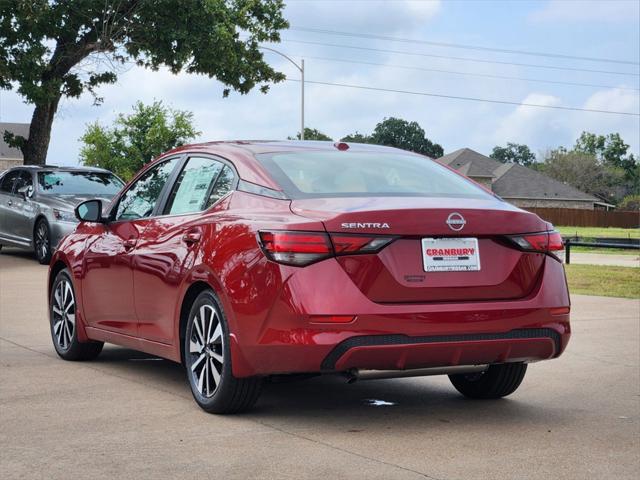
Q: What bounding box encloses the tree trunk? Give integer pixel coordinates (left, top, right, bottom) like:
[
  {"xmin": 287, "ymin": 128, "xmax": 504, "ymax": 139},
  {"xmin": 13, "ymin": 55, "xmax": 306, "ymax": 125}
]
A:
[{"xmin": 22, "ymin": 94, "xmax": 62, "ymax": 165}]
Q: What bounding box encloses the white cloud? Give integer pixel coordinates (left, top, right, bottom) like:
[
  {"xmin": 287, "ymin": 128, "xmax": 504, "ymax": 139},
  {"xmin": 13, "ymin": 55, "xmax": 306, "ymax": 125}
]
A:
[
  {"xmin": 574, "ymin": 87, "xmax": 640, "ymax": 153},
  {"xmin": 284, "ymin": 0, "xmax": 441, "ymax": 34},
  {"xmin": 490, "ymin": 89, "xmax": 639, "ymax": 157},
  {"xmin": 529, "ymin": 0, "xmax": 640, "ymax": 23},
  {"xmin": 492, "ymin": 93, "xmax": 569, "ymax": 151}
]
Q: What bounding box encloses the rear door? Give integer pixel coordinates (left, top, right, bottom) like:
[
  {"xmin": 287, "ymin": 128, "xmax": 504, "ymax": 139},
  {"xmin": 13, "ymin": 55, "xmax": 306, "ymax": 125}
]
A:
[
  {"xmin": 9, "ymin": 171, "xmax": 36, "ymax": 242},
  {"xmin": 0, "ymin": 170, "xmax": 30, "ymax": 245},
  {"xmin": 133, "ymin": 155, "xmax": 236, "ymax": 344}
]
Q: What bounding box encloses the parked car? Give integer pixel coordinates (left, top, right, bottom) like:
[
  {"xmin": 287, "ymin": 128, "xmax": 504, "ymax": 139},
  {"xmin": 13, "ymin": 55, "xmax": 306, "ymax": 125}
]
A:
[
  {"xmin": 48, "ymin": 141, "xmax": 570, "ymax": 414},
  {"xmin": 0, "ymin": 165, "xmax": 123, "ymax": 263}
]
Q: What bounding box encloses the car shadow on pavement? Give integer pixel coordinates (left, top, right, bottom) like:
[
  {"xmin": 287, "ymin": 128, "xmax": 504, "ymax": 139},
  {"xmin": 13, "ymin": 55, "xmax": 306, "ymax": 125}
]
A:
[
  {"xmin": 0, "ymin": 247, "xmax": 39, "ymax": 263},
  {"xmin": 94, "ymin": 345, "xmax": 566, "ymax": 429}
]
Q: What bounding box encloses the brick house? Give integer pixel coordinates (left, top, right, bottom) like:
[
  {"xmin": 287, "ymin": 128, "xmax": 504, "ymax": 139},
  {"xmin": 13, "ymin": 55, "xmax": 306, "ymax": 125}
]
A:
[
  {"xmin": 437, "ymin": 148, "xmax": 613, "ymax": 210},
  {"xmin": 0, "ymin": 122, "xmax": 29, "ymax": 171}
]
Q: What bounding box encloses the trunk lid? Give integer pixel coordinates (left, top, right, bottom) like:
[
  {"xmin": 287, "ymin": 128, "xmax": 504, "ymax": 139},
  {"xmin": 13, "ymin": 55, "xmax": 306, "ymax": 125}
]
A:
[{"xmin": 291, "ymin": 196, "xmax": 550, "ymax": 303}]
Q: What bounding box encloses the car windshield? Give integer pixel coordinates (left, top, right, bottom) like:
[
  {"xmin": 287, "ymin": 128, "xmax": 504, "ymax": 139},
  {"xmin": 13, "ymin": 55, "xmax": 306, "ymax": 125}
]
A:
[
  {"xmin": 257, "ymin": 151, "xmax": 493, "ymax": 199},
  {"xmin": 37, "ymin": 171, "xmax": 124, "ymax": 196}
]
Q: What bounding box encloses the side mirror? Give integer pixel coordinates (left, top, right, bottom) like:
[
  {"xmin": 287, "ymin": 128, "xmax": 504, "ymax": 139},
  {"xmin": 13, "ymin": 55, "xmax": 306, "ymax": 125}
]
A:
[
  {"xmin": 75, "ymin": 199, "xmax": 105, "ymax": 223},
  {"xmin": 18, "ymin": 185, "xmax": 34, "ymax": 200}
]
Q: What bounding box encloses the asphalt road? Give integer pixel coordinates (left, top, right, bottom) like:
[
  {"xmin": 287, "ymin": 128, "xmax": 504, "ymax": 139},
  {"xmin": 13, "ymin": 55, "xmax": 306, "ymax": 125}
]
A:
[{"xmin": 1, "ymin": 248, "xmax": 639, "ymax": 480}]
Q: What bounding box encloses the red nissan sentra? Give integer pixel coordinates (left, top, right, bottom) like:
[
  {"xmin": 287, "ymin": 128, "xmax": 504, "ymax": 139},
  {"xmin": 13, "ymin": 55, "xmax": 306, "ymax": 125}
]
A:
[{"xmin": 48, "ymin": 141, "xmax": 570, "ymax": 413}]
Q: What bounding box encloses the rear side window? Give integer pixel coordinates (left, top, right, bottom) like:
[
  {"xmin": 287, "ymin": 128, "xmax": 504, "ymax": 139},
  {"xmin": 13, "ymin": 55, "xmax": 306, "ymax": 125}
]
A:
[
  {"xmin": 205, "ymin": 166, "xmax": 234, "ymax": 209},
  {"xmin": 163, "ymin": 157, "xmax": 235, "ymax": 215},
  {"xmin": 257, "ymin": 151, "xmax": 492, "ymax": 200}
]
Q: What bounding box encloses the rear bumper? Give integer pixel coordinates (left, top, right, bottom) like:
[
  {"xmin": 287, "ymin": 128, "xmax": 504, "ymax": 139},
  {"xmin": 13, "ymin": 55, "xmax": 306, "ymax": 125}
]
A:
[
  {"xmin": 228, "ymin": 256, "xmax": 571, "ymax": 378},
  {"xmin": 321, "ymin": 328, "xmax": 561, "ymax": 371}
]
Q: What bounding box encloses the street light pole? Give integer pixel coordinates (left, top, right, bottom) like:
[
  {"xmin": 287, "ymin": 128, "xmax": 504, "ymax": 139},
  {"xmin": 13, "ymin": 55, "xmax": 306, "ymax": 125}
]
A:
[
  {"xmin": 300, "ymin": 59, "xmax": 304, "ymax": 141},
  {"xmin": 259, "ymin": 47, "xmax": 305, "ymax": 140}
]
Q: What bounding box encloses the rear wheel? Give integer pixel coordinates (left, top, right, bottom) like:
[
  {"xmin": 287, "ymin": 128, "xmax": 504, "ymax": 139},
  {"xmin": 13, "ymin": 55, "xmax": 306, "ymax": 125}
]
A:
[
  {"xmin": 449, "ymin": 363, "xmax": 527, "ymax": 399},
  {"xmin": 49, "ymin": 269, "xmax": 103, "ymax": 360},
  {"xmin": 184, "ymin": 290, "xmax": 262, "ymax": 414},
  {"xmin": 34, "ymin": 219, "xmax": 52, "ymax": 264}
]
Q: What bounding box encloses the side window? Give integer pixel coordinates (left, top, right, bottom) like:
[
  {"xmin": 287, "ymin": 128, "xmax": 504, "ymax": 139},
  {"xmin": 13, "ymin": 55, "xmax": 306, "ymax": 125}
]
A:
[
  {"xmin": 205, "ymin": 166, "xmax": 235, "ymax": 209},
  {"xmin": 115, "ymin": 158, "xmax": 179, "ymax": 221},
  {"xmin": 163, "ymin": 157, "xmax": 226, "ymax": 215},
  {"xmin": 0, "ymin": 171, "xmax": 22, "ymax": 194},
  {"xmin": 14, "ymin": 172, "xmax": 33, "ymax": 192}
]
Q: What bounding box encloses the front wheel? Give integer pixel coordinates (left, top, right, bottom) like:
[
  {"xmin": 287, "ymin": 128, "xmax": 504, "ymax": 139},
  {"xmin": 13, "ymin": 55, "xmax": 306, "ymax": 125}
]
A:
[
  {"xmin": 449, "ymin": 363, "xmax": 527, "ymax": 399},
  {"xmin": 184, "ymin": 290, "xmax": 262, "ymax": 414},
  {"xmin": 34, "ymin": 219, "xmax": 52, "ymax": 264},
  {"xmin": 50, "ymin": 269, "xmax": 103, "ymax": 361}
]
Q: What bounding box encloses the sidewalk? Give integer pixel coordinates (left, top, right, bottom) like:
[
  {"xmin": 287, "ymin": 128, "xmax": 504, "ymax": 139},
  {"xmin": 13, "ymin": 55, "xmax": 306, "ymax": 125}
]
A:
[{"xmin": 568, "ymin": 252, "xmax": 640, "ymax": 268}]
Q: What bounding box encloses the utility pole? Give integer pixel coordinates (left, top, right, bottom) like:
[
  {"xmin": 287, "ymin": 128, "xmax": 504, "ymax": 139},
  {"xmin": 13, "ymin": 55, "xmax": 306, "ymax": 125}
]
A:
[{"xmin": 259, "ymin": 47, "xmax": 305, "ymax": 140}]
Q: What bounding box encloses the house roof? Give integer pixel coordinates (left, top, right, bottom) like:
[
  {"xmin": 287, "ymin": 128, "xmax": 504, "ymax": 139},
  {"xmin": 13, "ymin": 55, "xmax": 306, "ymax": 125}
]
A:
[
  {"xmin": 438, "ymin": 148, "xmax": 496, "ymax": 178},
  {"xmin": 0, "ymin": 122, "xmax": 29, "ymax": 160},
  {"xmin": 438, "ymin": 148, "xmax": 599, "ymax": 203}
]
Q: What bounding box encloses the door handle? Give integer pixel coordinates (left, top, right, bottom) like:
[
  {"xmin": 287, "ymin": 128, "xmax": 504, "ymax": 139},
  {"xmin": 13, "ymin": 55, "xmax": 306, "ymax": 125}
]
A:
[
  {"xmin": 7, "ymin": 200, "xmax": 12, "ymax": 206},
  {"xmin": 182, "ymin": 231, "xmax": 201, "ymax": 244},
  {"xmin": 123, "ymin": 237, "xmax": 137, "ymax": 250}
]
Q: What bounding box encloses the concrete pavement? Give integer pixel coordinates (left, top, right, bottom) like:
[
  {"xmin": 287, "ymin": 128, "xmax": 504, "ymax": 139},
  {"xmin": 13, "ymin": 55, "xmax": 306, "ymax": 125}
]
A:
[
  {"xmin": 1, "ymin": 248, "xmax": 639, "ymax": 480},
  {"xmin": 568, "ymin": 252, "xmax": 639, "ymax": 268}
]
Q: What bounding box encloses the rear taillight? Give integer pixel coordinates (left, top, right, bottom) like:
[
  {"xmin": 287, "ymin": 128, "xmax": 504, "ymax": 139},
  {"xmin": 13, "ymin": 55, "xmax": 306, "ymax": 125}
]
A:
[
  {"xmin": 330, "ymin": 234, "xmax": 396, "ymax": 254},
  {"xmin": 258, "ymin": 231, "xmax": 396, "ymax": 266},
  {"xmin": 258, "ymin": 231, "xmax": 332, "ymax": 266},
  {"xmin": 508, "ymin": 231, "xmax": 564, "ymax": 254}
]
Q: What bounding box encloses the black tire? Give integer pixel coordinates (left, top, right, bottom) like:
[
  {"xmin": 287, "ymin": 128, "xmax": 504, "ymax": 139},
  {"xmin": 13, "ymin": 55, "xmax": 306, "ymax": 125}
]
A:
[
  {"xmin": 184, "ymin": 290, "xmax": 262, "ymax": 414},
  {"xmin": 449, "ymin": 363, "xmax": 527, "ymax": 399},
  {"xmin": 49, "ymin": 269, "xmax": 103, "ymax": 361},
  {"xmin": 34, "ymin": 218, "xmax": 52, "ymax": 264}
]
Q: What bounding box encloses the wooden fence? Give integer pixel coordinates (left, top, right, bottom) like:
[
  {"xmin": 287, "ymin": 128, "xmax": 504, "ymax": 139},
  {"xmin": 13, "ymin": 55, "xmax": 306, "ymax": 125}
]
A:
[{"xmin": 525, "ymin": 207, "xmax": 639, "ymax": 228}]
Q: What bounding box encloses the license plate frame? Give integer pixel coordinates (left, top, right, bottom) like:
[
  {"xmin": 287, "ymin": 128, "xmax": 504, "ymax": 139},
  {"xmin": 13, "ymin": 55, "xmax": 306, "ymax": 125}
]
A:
[{"xmin": 421, "ymin": 237, "xmax": 481, "ymax": 272}]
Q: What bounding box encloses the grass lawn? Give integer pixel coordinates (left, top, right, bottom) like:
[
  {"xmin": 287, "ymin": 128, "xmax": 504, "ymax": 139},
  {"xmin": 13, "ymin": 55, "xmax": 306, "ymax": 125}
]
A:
[
  {"xmin": 565, "ymin": 264, "xmax": 640, "ymax": 299},
  {"xmin": 556, "ymin": 226, "xmax": 639, "ymax": 239}
]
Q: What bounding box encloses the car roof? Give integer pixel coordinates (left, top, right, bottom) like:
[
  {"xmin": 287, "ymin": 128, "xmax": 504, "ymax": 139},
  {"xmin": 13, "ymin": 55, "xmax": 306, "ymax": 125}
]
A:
[
  {"xmin": 189, "ymin": 140, "xmax": 403, "ymax": 154},
  {"xmin": 156, "ymin": 140, "xmax": 417, "ymax": 190},
  {"xmin": 2, "ymin": 165, "xmax": 113, "ymax": 175},
  {"xmin": 25, "ymin": 165, "xmax": 111, "ymax": 172}
]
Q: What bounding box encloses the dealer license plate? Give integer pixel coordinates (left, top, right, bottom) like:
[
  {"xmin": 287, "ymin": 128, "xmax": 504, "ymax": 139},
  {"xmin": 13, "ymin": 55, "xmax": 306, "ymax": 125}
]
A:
[{"xmin": 421, "ymin": 237, "xmax": 481, "ymax": 272}]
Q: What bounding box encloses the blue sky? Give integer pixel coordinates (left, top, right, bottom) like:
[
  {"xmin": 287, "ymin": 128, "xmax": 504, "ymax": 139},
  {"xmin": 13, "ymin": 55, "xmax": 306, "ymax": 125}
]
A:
[{"xmin": 1, "ymin": 0, "xmax": 639, "ymax": 165}]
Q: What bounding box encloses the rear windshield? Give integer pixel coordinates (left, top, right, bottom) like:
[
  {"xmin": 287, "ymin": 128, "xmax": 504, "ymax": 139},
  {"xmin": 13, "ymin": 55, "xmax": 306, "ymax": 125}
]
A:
[
  {"xmin": 257, "ymin": 151, "xmax": 493, "ymax": 199},
  {"xmin": 38, "ymin": 171, "xmax": 124, "ymax": 195}
]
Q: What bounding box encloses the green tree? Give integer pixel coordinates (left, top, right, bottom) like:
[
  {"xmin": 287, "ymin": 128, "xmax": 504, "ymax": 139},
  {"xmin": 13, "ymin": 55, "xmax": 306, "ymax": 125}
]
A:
[
  {"xmin": 79, "ymin": 101, "xmax": 199, "ymax": 180},
  {"xmin": 618, "ymin": 194, "xmax": 640, "ymax": 211},
  {"xmin": 0, "ymin": 0, "xmax": 288, "ymax": 165},
  {"xmin": 340, "ymin": 132, "xmax": 371, "ymax": 143},
  {"xmin": 288, "ymin": 128, "xmax": 333, "ymax": 141},
  {"xmin": 573, "ymin": 132, "xmax": 639, "ymax": 198},
  {"xmin": 539, "ymin": 148, "xmax": 623, "ymax": 202},
  {"xmin": 369, "ymin": 117, "xmax": 443, "ymax": 158},
  {"xmin": 490, "ymin": 143, "xmax": 536, "ymax": 166},
  {"xmin": 574, "ymin": 132, "xmax": 636, "ymax": 171}
]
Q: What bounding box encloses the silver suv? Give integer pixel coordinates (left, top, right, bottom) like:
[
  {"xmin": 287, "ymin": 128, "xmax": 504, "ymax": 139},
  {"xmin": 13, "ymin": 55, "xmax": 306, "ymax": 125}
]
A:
[{"xmin": 0, "ymin": 166, "xmax": 123, "ymax": 264}]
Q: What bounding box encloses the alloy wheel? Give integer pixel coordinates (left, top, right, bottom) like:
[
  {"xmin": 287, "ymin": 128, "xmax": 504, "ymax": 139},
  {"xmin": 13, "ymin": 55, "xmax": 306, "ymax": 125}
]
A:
[
  {"xmin": 189, "ymin": 304, "xmax": 224, "ymax": 398},
  {"xmin": 35, "ymin": 222, "xmax": 49, "ymax": 261},
  {"xmin": 52, "ymin": 279, "xmax": 75, "ymax": 351}
]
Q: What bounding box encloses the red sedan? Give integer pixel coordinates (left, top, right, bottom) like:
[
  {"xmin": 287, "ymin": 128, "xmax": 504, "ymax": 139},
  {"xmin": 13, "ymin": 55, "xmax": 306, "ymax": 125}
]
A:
[{"xmin": 48, "ymin": 141, "xmax": 570, "ymax": 413}]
